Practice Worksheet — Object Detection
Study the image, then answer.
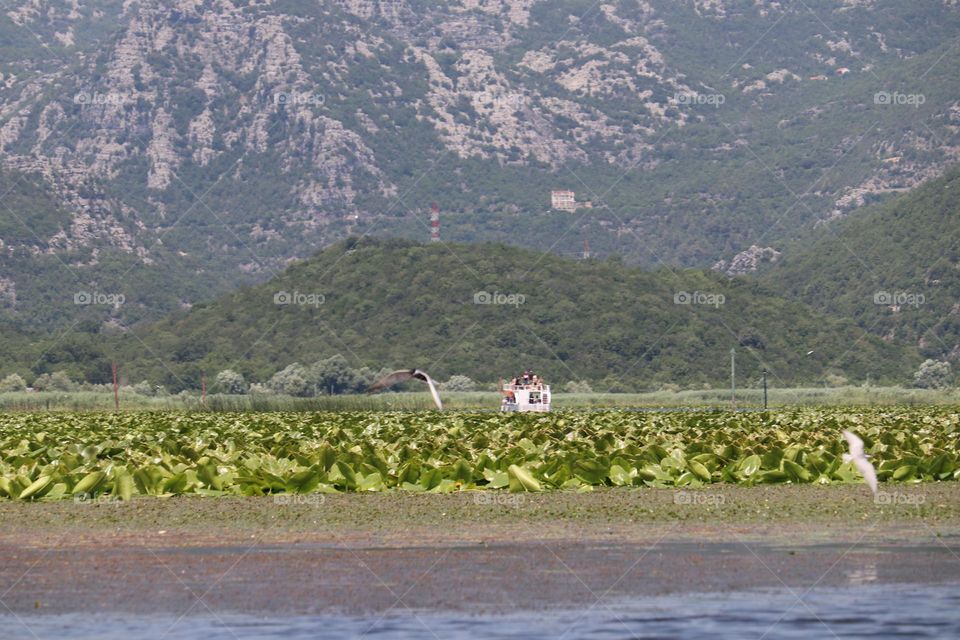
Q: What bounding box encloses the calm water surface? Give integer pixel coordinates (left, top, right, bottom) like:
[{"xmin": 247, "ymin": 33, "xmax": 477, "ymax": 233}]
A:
[{"xmin": 5, "ymin": 582, "xmax": 959, "ymax": 639}]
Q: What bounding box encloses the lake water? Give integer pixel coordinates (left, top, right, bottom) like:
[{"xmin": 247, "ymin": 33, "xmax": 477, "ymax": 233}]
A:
[{"xmin": 5, "ymin": 582, "xmax": 959, "ymax": 639}]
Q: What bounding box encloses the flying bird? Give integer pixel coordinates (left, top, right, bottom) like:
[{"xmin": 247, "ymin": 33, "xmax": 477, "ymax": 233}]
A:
[
  {"xmin": 368, "ymin": 369, "xmax": 443, "ymax": 410},
  {"xmin": 842, "ymin": 430, "xmax": 877, "ymax": 495}
]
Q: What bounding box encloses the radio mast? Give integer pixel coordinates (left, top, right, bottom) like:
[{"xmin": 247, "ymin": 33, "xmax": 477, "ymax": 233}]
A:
[{"xmin": 430, "ymin": 202, "xmax": 440, "ymax": 242}]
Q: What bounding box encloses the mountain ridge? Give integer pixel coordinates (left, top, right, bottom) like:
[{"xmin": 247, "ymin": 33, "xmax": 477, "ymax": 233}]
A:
[{"xmin": 1, "ymin": 0, "xmax": 958, "ymax": 332}]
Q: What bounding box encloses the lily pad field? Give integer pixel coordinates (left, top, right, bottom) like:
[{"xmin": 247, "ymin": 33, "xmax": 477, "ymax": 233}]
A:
[{"xmin": 1, "ymin": 408, "xmax": 959, "ymax": 501}]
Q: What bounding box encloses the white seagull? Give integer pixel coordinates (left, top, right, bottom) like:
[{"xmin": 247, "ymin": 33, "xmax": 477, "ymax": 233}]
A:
[
  {"xmin": 842, "ymin": 430, "xmax": 878, "ymax": 495},
  {"xmin": 368, "ymin": 369, "xmax": 443, "ymax": 410}
]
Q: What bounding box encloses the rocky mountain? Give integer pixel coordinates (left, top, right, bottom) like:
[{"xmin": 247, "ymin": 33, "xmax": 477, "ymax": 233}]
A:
[{"xmin": 1, "ymin": 0, "xmax": 958, "ymax": 332}]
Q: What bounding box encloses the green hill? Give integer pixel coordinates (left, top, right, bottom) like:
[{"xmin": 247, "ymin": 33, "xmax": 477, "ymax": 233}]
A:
[
  {"xmin": 760, "ymin": 165, "xmax": 960, "ymax": 362},
  {"xmin": 86, "ymin": 238, "xmax": 916, "ymax": 392}
]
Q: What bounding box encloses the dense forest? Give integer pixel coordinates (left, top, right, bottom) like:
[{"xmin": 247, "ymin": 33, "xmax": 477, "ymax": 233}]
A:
[
  {"xmin": 761, "ymin": 165, "xmax": 960, "ymax": 362},
  {"xmin": 0, "ymin": 238, "xmax": 912, "ymax": 392}
]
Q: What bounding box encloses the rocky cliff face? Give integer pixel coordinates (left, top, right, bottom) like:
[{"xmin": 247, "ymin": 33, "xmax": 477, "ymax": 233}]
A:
[
  {"xmin": 0, "ymin": 0, "xmax": 958, "ymax": 330},
  {"xmin": 713, "ymin": 245, "xmax": 781, "ymax": 276}
]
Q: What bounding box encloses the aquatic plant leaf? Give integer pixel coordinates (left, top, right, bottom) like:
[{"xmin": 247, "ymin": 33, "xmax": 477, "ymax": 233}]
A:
[{"xmin": 507, "ymin": 465, "xmax": 541, "ymax": 492}]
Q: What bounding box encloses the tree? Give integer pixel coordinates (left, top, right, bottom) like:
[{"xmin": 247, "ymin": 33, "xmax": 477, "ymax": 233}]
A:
[
  {"xmin": 32, "ymin": 370, "xmax": 77, "ymax": 392},
  {"xmin": 248, "ymin": 383, "xmax": 274, "ymax": 395},
  {"xmin": 131, "ymin": 380, "xmax": 155, "ymax": 396},
  {"xmin": 823, "ymin": 373, "xmax": 848, "ymax": 388},
  {"xmin": 308, "ymin": 355, "xmax": 361, "ymax": 395},
  {"xmin": 48, "ymin": 371, "xmax": 75, "ymax": 392},
  {"xmin": 564, "ymin": 380, "xmax": 593, "ymax": 393},
  {"xmin": 914, "ymin": 359, "xmax": 952, "ymax": 389},
  {"xmin": 601, "ymin": 375, "xmax": 634, "ymax": 393},
  {"xmin": 215, "ymin": 369, "xmax": 248, "ymax": 394},
  {"xmin": 268, "ymin": 363, "xmax": 311, "ymax": 397},
  {"xmin": 32, "ymin": 373, "xmax": 52, "ymax": 391},
  {"xmin": 0, "ymin": 373, "xmax": 26, "ymax": 392},
  {"xmin": 353, "ymin": 366, "xmax": 379, "ymax": 391},
  {"xmin": 439, "ymin": 375, "xmax": 477, "ymax": 391}
]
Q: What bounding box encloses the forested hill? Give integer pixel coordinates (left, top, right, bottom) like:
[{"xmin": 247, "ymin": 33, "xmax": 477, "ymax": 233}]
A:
[
  {"xmin": 77, "ymin": 238, "xmax": 917, "ymax": 391},
  {"xmin": 760, "ymin": 165, "xmax": 960, "ymax": 362}
]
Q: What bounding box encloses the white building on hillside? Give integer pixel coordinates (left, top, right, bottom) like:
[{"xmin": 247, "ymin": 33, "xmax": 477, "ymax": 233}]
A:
[{"xmin": 551, "ymin": 190, "xmax": 577, "ymax": 211}]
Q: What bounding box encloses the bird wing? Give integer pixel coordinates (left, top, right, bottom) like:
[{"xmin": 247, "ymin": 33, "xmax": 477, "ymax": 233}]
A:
[
  {"xmin": 842, "ymin": 430, "xmax": 865, "ymax": 458},
  {"xmin": 369, "ymin": 368, "xmax": 442, "ymax": 410},
  {"xmin": 854, "ymin": 457, "xmax": 878, "ymax": 495},
  {"xmin": 415, "ymin": 369, "xmax": 443, "ymax": 410},
  {"xmin": 367, "ymin": 370, "xmax": 416, "ymax": 393}
]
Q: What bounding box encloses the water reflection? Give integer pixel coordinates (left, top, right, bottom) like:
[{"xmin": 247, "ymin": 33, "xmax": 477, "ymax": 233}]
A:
[{"xmin": 846, "ymin": 560, "xmax": 878, "ymax": 585}]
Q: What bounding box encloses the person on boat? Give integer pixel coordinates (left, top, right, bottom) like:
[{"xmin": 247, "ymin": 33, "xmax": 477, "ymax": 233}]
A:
[{"xmin": 500, "ymin": 380, "xmax": 517, "ymax": 405}]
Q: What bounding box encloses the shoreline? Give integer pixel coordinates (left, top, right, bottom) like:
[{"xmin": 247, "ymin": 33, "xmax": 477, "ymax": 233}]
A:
[{"xmin": 2, "ymin": 484, "xmax": 956, "ymax": 546}]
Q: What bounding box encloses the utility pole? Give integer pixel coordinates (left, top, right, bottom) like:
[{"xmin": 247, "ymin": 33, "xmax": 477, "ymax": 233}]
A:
[
  {"xmin": 730, "ymin": 348, "xmax": 736, "ymax": 409},
  {"xmin": 112, "ymin": 362, "xmax": 119, "ymax": 411},
  {"xmin": 763, "ymin": 369, "xmax": 768, "ymax": 410}
]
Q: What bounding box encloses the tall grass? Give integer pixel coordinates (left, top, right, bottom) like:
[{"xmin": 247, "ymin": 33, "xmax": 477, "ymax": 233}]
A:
[
  {"xmin": 557, "ymin": 387, "xmax": 960, "ymax": 408},
  {"xmin": 0, "ymin": 391, "xmax": 484, "ymax": 413},
  {"xmin": 199, "ymin": 393, "xmax": 455, "ymax": 412},
  {"xmin": 0, "ymin": 391, "xmax": 188, "ymax": 412},
  {"xmin": 0, "ymin": 386, "xmax": 956, "ymax": 413}
]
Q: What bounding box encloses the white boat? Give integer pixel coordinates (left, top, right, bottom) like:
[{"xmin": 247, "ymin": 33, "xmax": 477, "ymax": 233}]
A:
[{"xmin": 500, "ymin": 382, "xmax": 551, "ymax": 412}]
